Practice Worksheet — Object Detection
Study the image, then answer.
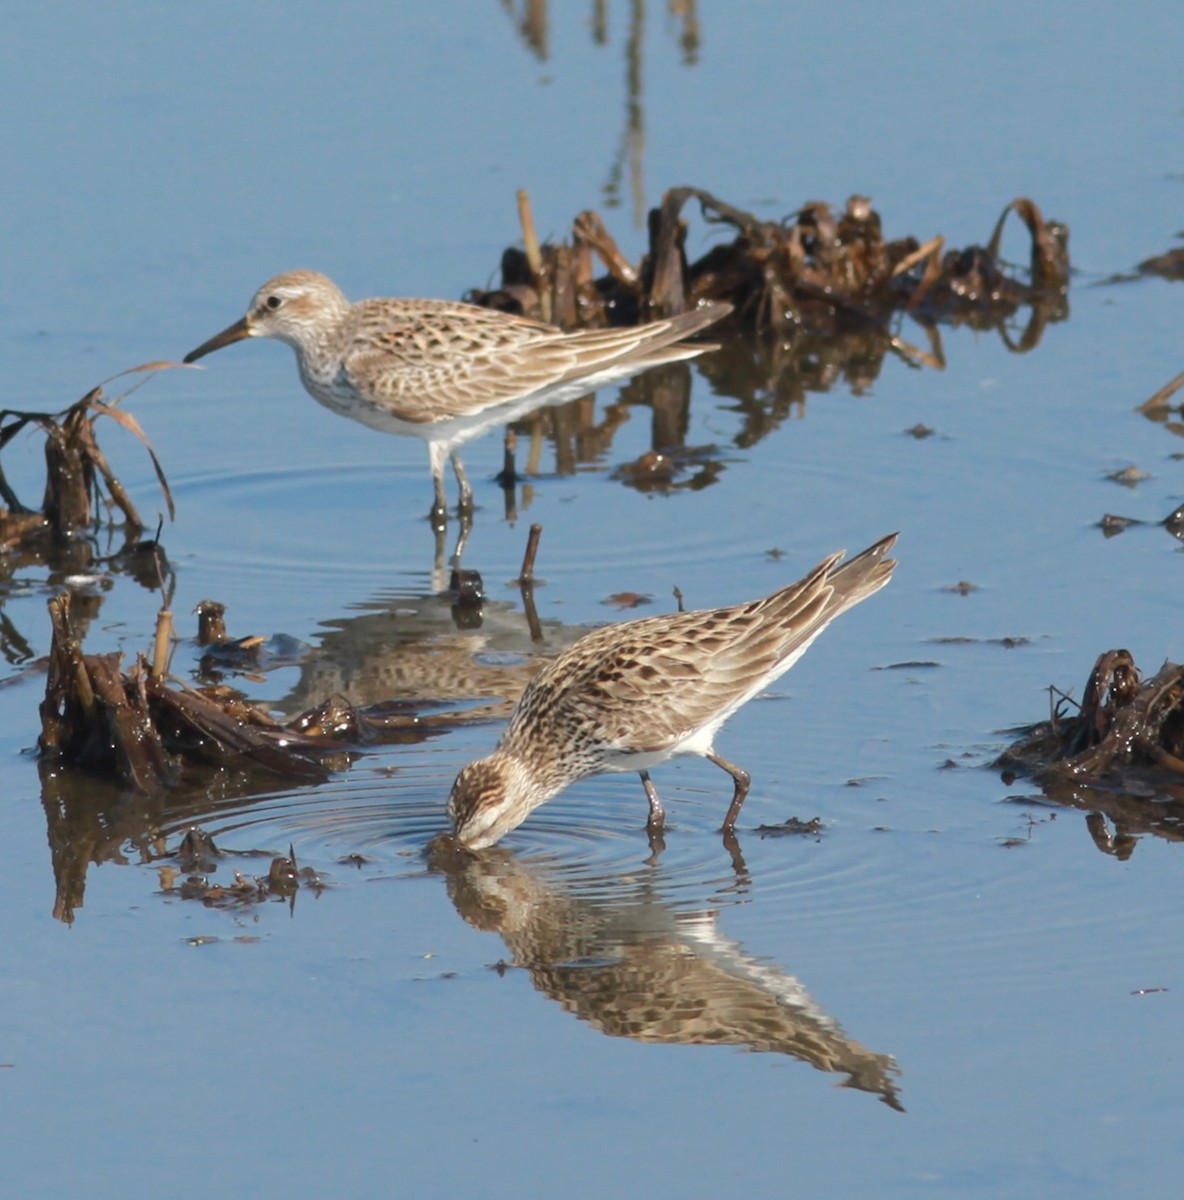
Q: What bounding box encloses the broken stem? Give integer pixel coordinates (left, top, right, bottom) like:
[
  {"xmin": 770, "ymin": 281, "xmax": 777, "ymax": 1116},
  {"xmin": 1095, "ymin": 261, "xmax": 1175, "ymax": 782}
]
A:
[
  {"xmin": 151, "ymin": 607, "xmax": 174, "ymax": 681},
  {"xmin": 519, "ymin": 523, "xmax": 542, "ymax": 584},
  {"xmin": 517, "ymin": 188, "xmax": 551, "ymax": 324}
]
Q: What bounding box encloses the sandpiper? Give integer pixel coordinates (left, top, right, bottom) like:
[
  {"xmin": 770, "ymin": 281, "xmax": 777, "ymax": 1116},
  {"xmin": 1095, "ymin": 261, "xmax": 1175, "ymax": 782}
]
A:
[
  {"xmin": 448, "ymin": 534, "xmax": 898, "ymax": 849},
  {"xmin": 183, "ymin": 270, "xmax": 730, "ymax": 523}
]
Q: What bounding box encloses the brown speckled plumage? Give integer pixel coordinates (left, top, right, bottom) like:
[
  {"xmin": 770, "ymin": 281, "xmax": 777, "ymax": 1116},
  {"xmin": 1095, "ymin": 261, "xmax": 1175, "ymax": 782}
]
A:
[
  {"xmin": 184, "ymin": 270, "xmax": 731, "ymax": 519},
  {"xmin": 449, "ymin": 534, "xmax": 898, "ymax": 848}
]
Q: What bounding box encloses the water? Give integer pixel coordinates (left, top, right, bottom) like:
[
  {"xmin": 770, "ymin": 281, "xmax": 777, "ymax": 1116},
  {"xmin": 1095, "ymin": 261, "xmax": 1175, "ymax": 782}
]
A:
[{"xmin": 3, "ymin": 3, "xmax": 1184, "ymax": 1197}]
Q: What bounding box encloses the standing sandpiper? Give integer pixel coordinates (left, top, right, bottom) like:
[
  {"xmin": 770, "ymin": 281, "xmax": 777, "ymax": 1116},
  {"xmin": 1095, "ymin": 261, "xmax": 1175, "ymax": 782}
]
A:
[
  {"xmin": 448, "ymin": 534, "xmax": 898, "ymax": 849},
  {"xmin": 184, "ymin": 270, "xmax": 730, "ymax": 523}
]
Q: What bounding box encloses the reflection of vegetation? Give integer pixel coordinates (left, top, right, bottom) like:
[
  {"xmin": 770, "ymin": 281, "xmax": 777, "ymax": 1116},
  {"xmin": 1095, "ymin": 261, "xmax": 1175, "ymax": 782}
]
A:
[
  {"xmin": 501, "ymin": 1, "xmax": 703, "ymax": 225},
  {"xmin": 473, "ymin": 189, "xmax": 1070, "ymax": 510},
  {"xmin": 40, "ymin": 763, "xmax": 317, "ymax": 926},
  {"xmin": 430, "ymin": 837, "xmax": 903, "ymax": 1108},
  {"xmin": 1138, "ymin": 367, "xmax": 1184, "ymax": 439},
  {"xmin": 31, "ymin": 566, "xmax": 590, "ymax": 923},
  {"xmin": 502, "ymin": 0, "xmax": 699, "ymax": 64}
]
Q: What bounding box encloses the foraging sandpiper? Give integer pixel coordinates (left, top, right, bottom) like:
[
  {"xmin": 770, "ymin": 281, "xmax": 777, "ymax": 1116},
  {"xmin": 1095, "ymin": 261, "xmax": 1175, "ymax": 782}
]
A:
[{"xmin": 448, "ymin": 534, "xmax": 898, "ymax": 848}]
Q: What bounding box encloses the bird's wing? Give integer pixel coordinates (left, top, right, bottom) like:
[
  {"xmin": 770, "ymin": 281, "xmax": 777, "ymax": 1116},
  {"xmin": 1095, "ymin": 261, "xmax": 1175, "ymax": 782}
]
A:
[
  {"xmin": 339, "ymin": 300, "xmax": 729, "ymax": 423},
  {"xmin": 339, "ymin": 300, "xmax": 574, "ymax": 420},
  {"xmin": 505, "ymin": 536, "xmax": 895, "ymax": 757},
  {"xmin": 509, "ymin": 580, "xmax": 833, "ymax": 756}
]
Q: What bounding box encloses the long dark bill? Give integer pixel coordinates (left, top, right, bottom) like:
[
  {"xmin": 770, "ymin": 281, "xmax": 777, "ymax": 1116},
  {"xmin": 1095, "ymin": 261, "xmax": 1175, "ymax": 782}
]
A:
[{"xmin": 183, "ymin": 316, "xmax": 252, "ymax": 363}]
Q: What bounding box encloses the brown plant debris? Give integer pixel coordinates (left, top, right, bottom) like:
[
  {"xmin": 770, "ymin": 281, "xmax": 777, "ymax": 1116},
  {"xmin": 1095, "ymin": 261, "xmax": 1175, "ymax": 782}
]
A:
[
  {"xmin": 0, "ymin": 364, "xmax": 177, "ymax": 546},
  {"xmin": 39, "ymin": 591, "xmax": 522, "ymax": 795},
  {"xmin": 160, "ymin": 831, "xmax": 324, "ymax": 911},
  {"xmin": 997, "ymin": 650, "xmax": 1184, "ymax": 796},
  {"xmin": 39, "ymin": 594, "xmax": 343, "ymax": 792},
  {"xmin": 1095, "ymin": 500, "xmax": 1184, "ymax": 541},
  {"xmin": 1137, "ymin": 246, "xmax": 1184, "ymax": 281},
  {"xmin": 160, "ymin": 830, "xmax": 328, "ymax": 912},
  {"xmin": 470, "ymin": 188, "xmax": 1070, "ymax": 342}
]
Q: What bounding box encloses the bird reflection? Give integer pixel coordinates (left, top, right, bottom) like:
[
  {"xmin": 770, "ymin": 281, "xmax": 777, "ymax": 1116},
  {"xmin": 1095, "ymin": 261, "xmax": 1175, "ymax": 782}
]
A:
[
  {"xmin": 275, "ymin": 578, "xmax": 582, "ymax": 720},
  {"xmin": 428, "ymin": 837, "xmax": 903, "ymax": 1109}
]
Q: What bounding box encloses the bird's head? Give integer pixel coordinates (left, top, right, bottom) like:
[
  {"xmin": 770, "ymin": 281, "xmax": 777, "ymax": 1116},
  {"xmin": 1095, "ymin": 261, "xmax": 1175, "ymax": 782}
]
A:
[{"xmin": 183, "ymin": 270, "xmax": 350, "ymax": 362}]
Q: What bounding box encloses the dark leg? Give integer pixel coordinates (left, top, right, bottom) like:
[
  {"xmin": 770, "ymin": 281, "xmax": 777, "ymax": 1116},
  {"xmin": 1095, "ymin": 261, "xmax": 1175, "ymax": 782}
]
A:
[
  {"xmin": 640, "ymin": 770, "xmax": 665, "ymax": 833},
  {"xmin": 429, "ymin": 446, "xmax": 450, "ymax": 529},
  {"xmin": 451, "ymin": 451, "xmax": 474, "ymax": 515},
  {"xmin": 708, "ymin": 751, "xmax": 751, "ymax": 833}
]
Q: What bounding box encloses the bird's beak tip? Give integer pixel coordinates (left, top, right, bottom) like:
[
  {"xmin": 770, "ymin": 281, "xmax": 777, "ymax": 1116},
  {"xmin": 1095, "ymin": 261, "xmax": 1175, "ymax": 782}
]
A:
[{"xmin": 182, "ymin": 315, "xmax": 253, "ymax": 364}]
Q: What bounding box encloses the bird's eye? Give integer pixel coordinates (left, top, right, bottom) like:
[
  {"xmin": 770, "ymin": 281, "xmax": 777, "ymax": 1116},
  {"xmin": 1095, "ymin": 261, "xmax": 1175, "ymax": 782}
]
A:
[{"xmin": 265, "ymin": 294, "xmax": 283, "ymax": 310}]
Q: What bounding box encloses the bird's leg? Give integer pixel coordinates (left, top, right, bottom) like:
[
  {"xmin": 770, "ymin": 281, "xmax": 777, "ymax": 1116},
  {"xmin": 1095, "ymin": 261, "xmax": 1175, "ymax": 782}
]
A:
[
  {"xmin": 640, "ymin": 770, "xmax": 666, "ymax": 834},
  {"xmin": 450, "ymin": 451, "xmax": 474, "ymax": 516},
  {"xmin": 428, "ymin": 443, "xmax": 450, "ymax": 528},
  {"xmin": 500, "ymin": 430, "xmax": 519, "ymax": 523},
  {"xmin": 707, "ymin": 751, "xmax": 751, "ymax": 833}
]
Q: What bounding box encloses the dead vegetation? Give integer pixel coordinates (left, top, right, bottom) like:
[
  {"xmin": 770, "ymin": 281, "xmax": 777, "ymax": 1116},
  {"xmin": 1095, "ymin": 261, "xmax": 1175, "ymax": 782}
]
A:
[
  {"xmin": 470, "ymin": 188, "xmax": 1070, "ymax": 356},
  {"xmin": 38, "ymin": 594, "xmax": 338, "ymax": 792},
  {"xmin": 997, "ymin": 650, "xmax": 1184, "ymax": 851},
  {"xmin": 37, "ymin": 591, "xmax": 519, "ymax": 795},
  {"xmin": 0, "ymin": 364, "xmax": 176, "ymax": 549},
  {"xmin": 35, "ymin": 522, "xmax": 554, "ymax": 796},
  {"xmin": 158, "ymin": 829, "xmax": 324, "ymax": 916}
]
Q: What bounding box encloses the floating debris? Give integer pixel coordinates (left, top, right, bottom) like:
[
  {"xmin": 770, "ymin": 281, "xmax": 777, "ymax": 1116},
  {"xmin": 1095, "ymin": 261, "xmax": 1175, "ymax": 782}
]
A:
[
  {"xmin": 610, "ymin": 444, "xmax": 724, "ymax": 492},
  {"xmin": 195, "ymin": 600, "xmax": 229, "ymax": 645},
  {"xmin": 161, "ymin": 835, "xmax": 323, "ymax": 912},
  {"xmin": 602, "ymin": 592, "xmax": 652, "ymax": 610},
  {"xmin": 756, "ymin": 817, "xmax": 824, "ymax": 838},
  {"xmin": 997, "ymin": 650, "xmax": 1184, "ymax": 848},
  {"xmin": 1097, "ymin": 501, "xmax": 1184, "ymax": 540},
  {"xmin": 1105, "ymin": 465, "xmax": 1149, "ymax": 487},
  {"xmin": 1136, "ymin": 246, "xmax": 1184, "ymax": 281},
  {"xmin": 448, "ymin": 568, "xmax": 486, "ymax": 608},
  {"xmin": 928, "ymin": 635, "xmax": 1030, "ymax": 648},
  {"xmin": 1098, "ymin": 512, "xmax": 1142, "ymax": 537}
]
